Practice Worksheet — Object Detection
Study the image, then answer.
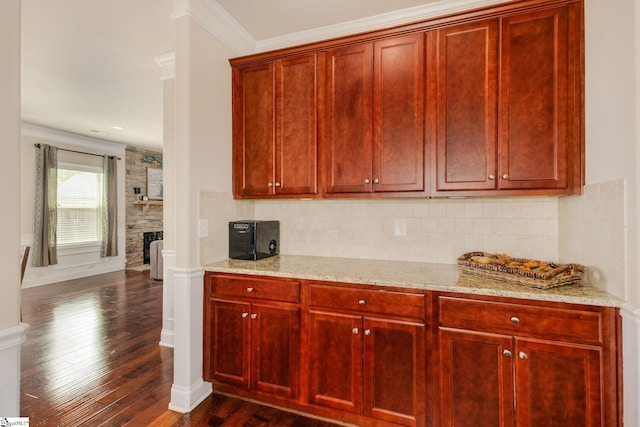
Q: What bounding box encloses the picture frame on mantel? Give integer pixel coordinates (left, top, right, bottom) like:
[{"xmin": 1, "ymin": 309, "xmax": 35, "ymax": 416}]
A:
[{"xmin": 147, "ymin": 167, "xmax": 163, "ymax": 200}]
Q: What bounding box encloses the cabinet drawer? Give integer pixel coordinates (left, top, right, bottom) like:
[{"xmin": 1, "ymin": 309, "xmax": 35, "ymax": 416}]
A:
[
  {"xmin": 438, "ymin": 296, "xmax": 603, "ymax": 345},
  {"xmin": 211, "ymin": 274, "xmax": 299, "ymax": 303},
  {"xmin": 309, "ymin": 283, "xmax": 425, "ymax": 321}
]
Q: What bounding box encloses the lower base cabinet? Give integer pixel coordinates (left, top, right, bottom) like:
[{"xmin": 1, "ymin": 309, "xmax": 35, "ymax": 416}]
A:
[
  {"xmin": 437, "ymin": 294, "xmax": 620, "ymax": 427},
  {"xmin": 309, "ymin": 311, "xmax": 425, "ymax": 427},
  {"xmin": 203, "ymin": 273, "xmax": 621, "ymax": 427}
]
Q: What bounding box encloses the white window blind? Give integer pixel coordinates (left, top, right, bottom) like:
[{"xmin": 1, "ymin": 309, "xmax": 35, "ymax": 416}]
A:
[{"xmin": 57, "ymin": 164, "xmax": 103, "ymax": 245}]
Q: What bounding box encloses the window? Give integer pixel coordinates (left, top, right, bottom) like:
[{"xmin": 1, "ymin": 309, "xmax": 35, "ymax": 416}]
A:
[{"xmin": 57, "ymin": 163, "xmax": 103, "ymax": 245}]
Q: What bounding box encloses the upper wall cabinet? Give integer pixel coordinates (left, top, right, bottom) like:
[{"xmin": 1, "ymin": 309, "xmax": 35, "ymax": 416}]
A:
[
  {"xmin": 230, "ymin": 0, "xmax": 584, "ymax": 199},
  {"xmin": 232, "ymin": 54, "xmax": 317, "ymax": 198},
  {"xmin": 322, "ymin": 33, "xmax": 426, "ymax": 197},
  {"xmin": 431, "ymin": 3, "xmax": 583, "ymax": 196}
]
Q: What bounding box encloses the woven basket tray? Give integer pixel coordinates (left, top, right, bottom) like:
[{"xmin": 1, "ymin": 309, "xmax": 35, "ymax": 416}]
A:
[{"xmin": 457, "ymin": 252, "xmax": 585, "ymax": 289}]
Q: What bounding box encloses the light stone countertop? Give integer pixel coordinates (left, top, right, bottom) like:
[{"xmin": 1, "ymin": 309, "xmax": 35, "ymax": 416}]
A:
[{"xmin": 203, "ymin": 254, "xmax": 623, "ymax": 308}]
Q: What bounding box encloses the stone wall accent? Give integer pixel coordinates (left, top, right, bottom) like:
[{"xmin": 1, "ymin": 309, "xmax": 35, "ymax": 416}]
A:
[{"xmin": 125, "ymin": 147, "xmax": 163, "ymax": 267}]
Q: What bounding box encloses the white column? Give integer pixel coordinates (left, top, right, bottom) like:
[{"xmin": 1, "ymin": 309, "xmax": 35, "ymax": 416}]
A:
[
  {"xmin": 160, "ymin": 249, "xmax": 176, "ymax": 347},
  {"xmin": 155, "ymin": 52, "xmax": 175, "ymax": 348},
  {"xmin": 0, "ymin": 0, "xmax": 25, "ymax": 416},
  {"xmin": 168, "ymin": 267, "xmax": 212, "ymax": 412}
]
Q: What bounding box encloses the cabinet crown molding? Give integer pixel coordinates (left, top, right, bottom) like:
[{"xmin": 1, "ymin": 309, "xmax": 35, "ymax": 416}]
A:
[
  {"xmin": 256, "ymin": 0, "xmax": 510, "ymax": 52},
  {"xmin": 176, "ymin": 0, "xmax": 512, "ymax": 56}
]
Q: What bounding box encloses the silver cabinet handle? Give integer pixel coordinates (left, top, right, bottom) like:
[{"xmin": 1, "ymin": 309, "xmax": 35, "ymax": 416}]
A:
[
  {"xmin": 352, "ymin": 327, "xmax": 359, "ymax": 335},
  {"xmin": 373, "ymin": 178, "xmax": 379, "ymax": 184},
  {"xmin": 503, "ymin": 349, "xmax": 512, "ymax": 357},
  {"xmin": 502, "ymin": 173, "xmax": 509, "ymax": 180},
  {"xmin": 364, "ymin": 329, "xmax": 371, "ymax": 336},
  {"xmin": 267, "ymin": 182, "xmax": 273, "ymax": 187},
  {"xmin": 364, "ymin": 179, "xmax": 370, "ymax": 184},
  {"xmin": 510, "ymin": 316, "xmax": 520, "ymax": 324},
  {"xmin": 519, "ymin": 351, "xmax": 528, "ymax": 360},
  {"xmin": 250, "ymin": 313, "xmax": 258, "ymax": 320},
  {"xmin": 241, "ymin": 312, "xmax": 249, "ymax": 318},
  {"xmin": 488, "ymin": 174, "xmax": 496, "ymax": 180},
  {"xmin": 358, "ymin": 299, "xmax": 366, "ymax": 306},
  {"xmin": 275, "ymin": 182, "xmax": 281, "ymax": 187},
  {"xmin": 246, "ymin": 287, "xmax": 254, "ymax": 293}
]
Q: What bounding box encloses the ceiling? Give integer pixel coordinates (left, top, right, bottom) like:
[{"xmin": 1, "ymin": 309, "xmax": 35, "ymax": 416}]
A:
[{"xmin": 21, "ymin": 0, "xmax": 440, "ymax": 150}]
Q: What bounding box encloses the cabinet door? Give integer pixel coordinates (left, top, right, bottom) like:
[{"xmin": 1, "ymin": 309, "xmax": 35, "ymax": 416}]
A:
[
  {"xmin": 251, "ymin": 303, "xmax": 300, "ymax": 398},
  {"xmin": 364, "ymin": 318, "xmax": 426, "ymax": 427},
  {"xmin": 498, "ymin": 6, "xmax": 570, "ymax": 191},
  {"xmin": 515, "ymin": 338, "xmax": 603, "ymax": 427},
  {"xmin": 209, "ymin": 299, "xmax": 251, "ymax": 388},
  {"xmin": 372, "ymin": 33, "xmax": 425, "ymax": 193},
  {"xmin": 432, "ymin": 20, "xmax": 498, "ymax": 192},
  {"xmin": 309, "ymin": 311, "xmax": 363, "ymax": 413},
  {"xmin": 324, "ymin": 43, "xmax": 373, "ymax": 194},
  {"xmin": 233, "ymin": 63, "xmax": 275, "ymax": 196},
  {"xmin": 275, "ymin": 54, "xmax": 317, "ymax": 196},
  {"xmin": 439, "ymin": 328, "xmax": 515, "ymax": 427}
]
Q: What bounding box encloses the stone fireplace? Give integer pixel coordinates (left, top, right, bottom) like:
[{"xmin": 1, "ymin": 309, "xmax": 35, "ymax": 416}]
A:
[
  {"xmin": 143, "ymin": 231, "xmax": 163, "ymax": 264},
  {"xmin": 125, "ymin": 147, "xmax": 163, "ymax": 268}
]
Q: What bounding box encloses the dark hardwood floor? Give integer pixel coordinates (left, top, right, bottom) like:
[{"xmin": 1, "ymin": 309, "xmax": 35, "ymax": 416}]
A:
[{"xmin": 20, "ymin": 270, "xmax": 342, "ymax": 426}]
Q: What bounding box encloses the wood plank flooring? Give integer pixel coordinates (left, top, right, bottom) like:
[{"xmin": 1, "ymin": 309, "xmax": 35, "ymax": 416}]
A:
[{"xmin": 20, "ymin": 270, "xmax": 341, "ymax": 427}]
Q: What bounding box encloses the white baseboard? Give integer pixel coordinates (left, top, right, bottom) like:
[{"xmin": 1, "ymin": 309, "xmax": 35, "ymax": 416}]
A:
[
  {"xmin": 168, "ymin": 380, "xmax": 213, "ymax": 413},
  {"xmin": 22, "ymin": 259, "xmax": 126, "ymax": 288},
  {"xmin": 160, "ymin": 328, "xmax": 174, "ymax": 348},
  {"xmin": 0, "ymin": 323, "xmax": 28, "ymax": 416},
  {"xmin": 168, "ymin": 266, "xmax": 212, "ymax": 412}
]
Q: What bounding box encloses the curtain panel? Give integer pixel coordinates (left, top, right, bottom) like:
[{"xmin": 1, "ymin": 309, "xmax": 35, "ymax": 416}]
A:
[
  {"xmin": 32, "ymin": 144, "xmax": 58, "ymax": 267},
  {"xmin": 101, "ymin": 155, "xmax": 118, "ymax": 257}
]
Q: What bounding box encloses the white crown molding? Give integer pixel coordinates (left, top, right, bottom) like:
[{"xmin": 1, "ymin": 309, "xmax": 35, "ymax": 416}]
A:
[
  {"xmin": 256, "ymin": 0, "xmax": 512, "ymax": 52},
  {"xmin": 155, "ymin": 52, "xmax": 176, "ymax": 80},
  {"xmin": 173, "ymin": 0, "xmax": 256, "ymax": 55},
  {"xmin": 22, "ymin": 122, "xmax": 127, "ymax": 156}
]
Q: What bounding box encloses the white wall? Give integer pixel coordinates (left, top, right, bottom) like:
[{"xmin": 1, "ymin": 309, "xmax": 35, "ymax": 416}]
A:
[{"xmin": 20, "ymin": 124, "xmax": 127, "ymax": 287}]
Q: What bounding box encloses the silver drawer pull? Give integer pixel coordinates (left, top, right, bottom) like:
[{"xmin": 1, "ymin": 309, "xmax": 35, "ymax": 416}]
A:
[
  {"xmin": 364, "ymin": 329, "xmax": 371, "ymax": 336},
  {"xmin": 503, "ymin": 349, "xmax": 512, "ymax": 357},
  {"xmin": 241, "ymin": 312, "xmax": 249, "ymax": 318},
  {"xmin": 246, "ymin": 287, "xmax": 254, "ymax": 293},
  {"xmin": 519, "ymin": 351, "xmax": 528, "ymax": 360},
  {"xmin": 251, "ymin": 313, "xmax": 258, "ymax": 320},
  {"xmin": 358, "ymin": 299, "xmax": 366, "ymax": 306},
  {"xmin": 352, "ymin": 327, "xmax": 359, "ymax": 335},
  {"xmin": 510, "ymin": 316, "xmax": 520, "ymax": 324}
]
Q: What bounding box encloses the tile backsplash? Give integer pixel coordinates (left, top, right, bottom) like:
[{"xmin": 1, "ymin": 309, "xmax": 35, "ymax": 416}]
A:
[
  {"xmin": 559, "ymin": 180, "xmax": 626, "ymax": 299},
  {"xmin": 200, "ymin": 180, "xmax": 626, "ymax": 300},
  {"xmin": 253, "ymin": 197, "xmax": 559, "ymax": 264}
]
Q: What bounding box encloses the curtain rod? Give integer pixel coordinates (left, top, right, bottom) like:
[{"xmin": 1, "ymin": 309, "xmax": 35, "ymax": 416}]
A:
[{"xmin": 33, "ymin": 143, "xmax": 122, "ymax": 160}]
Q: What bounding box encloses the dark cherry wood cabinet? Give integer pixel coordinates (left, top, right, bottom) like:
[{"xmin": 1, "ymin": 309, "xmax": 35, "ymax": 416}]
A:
[
  {"xmin": 431, "ymin": 19, "xmax": 498, "ymax": 193},
  {"xmin": 232, "ymin": 54, "xmax": 317, "ymax": 198},
  {"xmin": 308, "ymin": 283, "xmax": 426, "ymax": 427},
  {"xmin": 431, "ymin": 3, "xmax": 583, "ymax": 196},
  {"xmin": 204, "ymin": 274, "xmax": 300, "ymax": 399},
  {"xmin": 230, "ymin": 0, "xmax": 584, "ymax": 199},
  {"xmin": 437, "ymin": 294, "xmax": 620, "ymax": 427},
  {"xmin": 203, "ymin": 271, "xmax": 620, "ymax": 427},
  {"xmin": 497, "ymin": 5, "xmax": 578, "ymax": 193},
  {"xmin": 323, "ymin": 33, "xmax": 426, "ymax": 196}
]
